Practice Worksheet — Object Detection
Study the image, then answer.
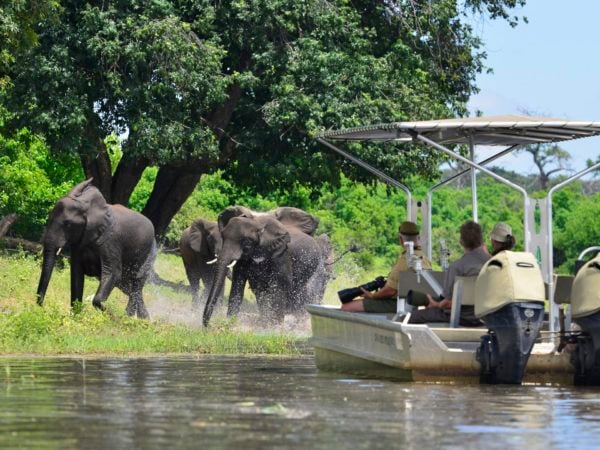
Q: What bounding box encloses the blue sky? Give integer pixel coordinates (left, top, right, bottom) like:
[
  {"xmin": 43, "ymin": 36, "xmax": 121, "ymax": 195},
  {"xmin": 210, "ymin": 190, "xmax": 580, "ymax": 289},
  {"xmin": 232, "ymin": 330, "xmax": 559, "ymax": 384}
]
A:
[{"xmin": 467, "ymin": 0, "xmax": 600, "ymax": 175}]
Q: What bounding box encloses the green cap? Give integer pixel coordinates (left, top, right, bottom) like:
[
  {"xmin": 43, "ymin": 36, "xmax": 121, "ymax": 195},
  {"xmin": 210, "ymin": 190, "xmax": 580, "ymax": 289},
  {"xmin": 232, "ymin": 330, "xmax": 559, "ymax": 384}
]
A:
[{"xmin": 399, "ymin": 221, "xmax": 419, "ymax": 236}]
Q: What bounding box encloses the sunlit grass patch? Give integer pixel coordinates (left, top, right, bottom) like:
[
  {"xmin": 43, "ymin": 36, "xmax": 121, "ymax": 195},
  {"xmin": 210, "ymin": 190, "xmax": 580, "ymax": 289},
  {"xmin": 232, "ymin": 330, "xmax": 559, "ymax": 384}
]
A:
[
  {"xmin": 0, "ymin": 249, "xmax": 381, "ymax": 356},
  {"xmin": 0, "ymin": 253, "xmax": 305, "ymax": 356}
]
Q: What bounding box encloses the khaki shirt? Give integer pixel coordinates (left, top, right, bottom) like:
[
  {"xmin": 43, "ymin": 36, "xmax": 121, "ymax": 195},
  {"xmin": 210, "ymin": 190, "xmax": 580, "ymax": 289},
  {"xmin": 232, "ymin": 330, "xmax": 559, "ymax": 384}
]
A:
[{"xmin": 384, "ymin": 248, "xmax": 432, "ymax": 291}]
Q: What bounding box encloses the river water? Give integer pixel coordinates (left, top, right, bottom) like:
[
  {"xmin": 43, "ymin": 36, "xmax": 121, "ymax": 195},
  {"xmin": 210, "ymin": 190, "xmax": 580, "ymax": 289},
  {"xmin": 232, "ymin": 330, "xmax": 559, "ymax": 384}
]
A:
[{"xmin": 1, "ymin": 356, "xmax": 600, "ymax": 449}]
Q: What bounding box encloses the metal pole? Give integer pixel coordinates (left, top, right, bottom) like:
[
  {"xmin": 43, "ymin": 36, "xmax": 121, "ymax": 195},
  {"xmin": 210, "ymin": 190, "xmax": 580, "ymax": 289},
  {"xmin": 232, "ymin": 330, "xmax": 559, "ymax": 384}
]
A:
[
  {"xmin": 546, "ymin": 161, "xmax": 600, "ymax": 332},
  {"xmin": 426, "ymin": 145, "xmax": 520, "ymax": 258},
  {"xmin": 317, "ymin": 138, "xmax": 413, "ymax": 220},
  {"xmin": 470, "ymin": 135, "xmax": 478, "ymax": 222},
  {"xmin": 427, "ymin": 190, "xmax": 433, "ymax": 259},
  {"xmin": 414, "ymin": 133, "xmax": 531, "ymax": 251}
]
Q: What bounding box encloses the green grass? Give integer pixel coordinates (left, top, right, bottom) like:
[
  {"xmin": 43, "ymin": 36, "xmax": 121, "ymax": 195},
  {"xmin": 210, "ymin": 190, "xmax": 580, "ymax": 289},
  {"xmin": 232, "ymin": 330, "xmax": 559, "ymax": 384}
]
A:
[{"xmin": 0, "ymin": 250, "xmax": 378, "ymax": 356}]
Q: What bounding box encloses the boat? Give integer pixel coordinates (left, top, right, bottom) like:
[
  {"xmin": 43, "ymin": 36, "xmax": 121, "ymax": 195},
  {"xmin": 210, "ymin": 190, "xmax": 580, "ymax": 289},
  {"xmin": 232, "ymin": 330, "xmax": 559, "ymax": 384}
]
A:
[{"xmin": 308, "ymin": 115, "xmax": 600, "ymax": 385}]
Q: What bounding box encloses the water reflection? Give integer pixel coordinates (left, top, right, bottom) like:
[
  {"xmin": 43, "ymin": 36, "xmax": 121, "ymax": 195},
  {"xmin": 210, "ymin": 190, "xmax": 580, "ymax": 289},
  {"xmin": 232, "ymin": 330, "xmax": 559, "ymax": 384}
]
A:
[{"xmin": 1, "ymin": 356, "xmax": 600, "ymax": 449}]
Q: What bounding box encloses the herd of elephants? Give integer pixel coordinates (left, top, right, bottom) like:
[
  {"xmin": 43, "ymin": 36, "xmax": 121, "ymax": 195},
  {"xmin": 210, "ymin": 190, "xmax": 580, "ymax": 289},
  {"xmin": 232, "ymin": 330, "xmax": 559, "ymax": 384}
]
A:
[{"xmin": 35, "ymin": 179, "xmax": 334, "ymax": 326}]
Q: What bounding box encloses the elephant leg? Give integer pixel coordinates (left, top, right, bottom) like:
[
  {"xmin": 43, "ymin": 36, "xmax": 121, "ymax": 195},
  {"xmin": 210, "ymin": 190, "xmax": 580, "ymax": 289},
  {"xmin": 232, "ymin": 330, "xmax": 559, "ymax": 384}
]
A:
[
  {"xmin": 125, "ymin": 277, "xmax": 149, "ymax": 319},
  {"xmin": 188, "ymin": 272, "xmax": 202, "ymax": 311},
  {"xmin": 92, "ymin": 261, "xmax": 121, "ymax": 311},
  {"xmin": 70, "ymin": 255, "xmax": 85, "ymax": 309},
  {"xmin": 226, "ymin": 268, "xmax": 247, "ymax": 317},
  {"xmin": 135, "ymin": 289, "xmax": 150, "ymax": 319},
  {"xmin": 125, "ymin": 296, "xmax": 136, "ymax": 316},
  {"xmin": 256, "ymin": 285, "xmax": 285, "ymax": 325},
  {"xmin": 289, "ymin": 285, "xmax": 310, "ymax": 315}
]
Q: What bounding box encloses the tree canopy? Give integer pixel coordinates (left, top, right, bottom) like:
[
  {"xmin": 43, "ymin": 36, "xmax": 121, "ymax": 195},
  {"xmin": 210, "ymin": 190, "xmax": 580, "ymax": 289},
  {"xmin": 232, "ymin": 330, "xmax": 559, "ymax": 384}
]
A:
[{"xmin": 2, "ymin": 0, "xmax": 528, "ymax": 238}]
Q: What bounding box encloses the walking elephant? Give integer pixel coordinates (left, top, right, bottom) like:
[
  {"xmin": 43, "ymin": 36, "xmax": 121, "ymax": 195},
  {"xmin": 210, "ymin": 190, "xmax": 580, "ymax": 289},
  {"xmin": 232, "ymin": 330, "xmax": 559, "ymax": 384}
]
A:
[
  {"xmin": 180, "ymin": 218, "xmax": 223, "ymax": 309},
  {"xmin": 202, "ymin": 206, "xmax": 329, "ymax": 326},
  {"xmin": 36, "ymin": 179, "xmax": 156, "ymax": 318}
]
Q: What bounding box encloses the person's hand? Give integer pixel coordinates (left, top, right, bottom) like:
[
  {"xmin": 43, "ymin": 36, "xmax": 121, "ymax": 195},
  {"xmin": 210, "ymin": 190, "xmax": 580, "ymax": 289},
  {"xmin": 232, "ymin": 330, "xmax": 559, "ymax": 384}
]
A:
[
  {"xmin": 360, "ymin": 287, "xmax": 374, "ymax": 299},
  {"xmin": 426, "ymin": 294, "xmax": 440, "ymax": 309}
]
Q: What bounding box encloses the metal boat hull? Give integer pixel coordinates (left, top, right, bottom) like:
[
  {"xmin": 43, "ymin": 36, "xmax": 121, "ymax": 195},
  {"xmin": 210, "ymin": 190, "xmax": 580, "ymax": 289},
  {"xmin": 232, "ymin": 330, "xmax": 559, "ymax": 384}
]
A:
[{"xmin": 308, "ymin": 305, "xmax": 573, "ymax": 384}]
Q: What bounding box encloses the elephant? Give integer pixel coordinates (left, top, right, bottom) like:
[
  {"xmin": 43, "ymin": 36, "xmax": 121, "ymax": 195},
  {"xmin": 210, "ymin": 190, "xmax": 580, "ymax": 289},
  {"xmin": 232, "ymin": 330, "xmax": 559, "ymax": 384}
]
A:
[
  {"xmin": 202, "ymin": 205, "xmax": 329, "ymax": 326},
  {"xmin": 179, "ymin": 218, "xmax": 223, "ymax": 309},
  {"xmin": 36, "ymin": 179, "xmax": 156, "ymax": 318}
]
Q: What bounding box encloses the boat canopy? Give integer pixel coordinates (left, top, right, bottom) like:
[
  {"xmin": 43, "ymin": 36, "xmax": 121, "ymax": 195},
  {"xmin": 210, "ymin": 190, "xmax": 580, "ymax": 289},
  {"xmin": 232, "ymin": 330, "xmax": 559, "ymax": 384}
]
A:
[{"xmin": 316, "ymin": 115, "xmax": 600, "ymax": 146}]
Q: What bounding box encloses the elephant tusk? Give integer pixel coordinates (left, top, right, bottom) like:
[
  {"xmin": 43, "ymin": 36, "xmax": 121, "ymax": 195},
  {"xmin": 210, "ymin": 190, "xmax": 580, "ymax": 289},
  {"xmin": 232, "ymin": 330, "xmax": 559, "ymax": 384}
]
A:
[
  {"xmin": 206, "ymin": 258, "xmax": 218, "ymax": 265},
  {"xmin": 56, "ymin": 247, "xmax": 62, "ymax": 256},
  {"xmin": 227, "ymin": 260, "xmax": 237, "ymax": 269}
]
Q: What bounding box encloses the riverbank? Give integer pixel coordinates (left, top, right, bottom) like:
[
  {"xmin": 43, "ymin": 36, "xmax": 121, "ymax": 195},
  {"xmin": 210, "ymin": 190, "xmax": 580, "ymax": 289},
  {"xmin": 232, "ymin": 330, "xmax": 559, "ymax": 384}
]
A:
[{"xmin": 0, "ymin": 251, "xmax": 370, "ymax": 356}]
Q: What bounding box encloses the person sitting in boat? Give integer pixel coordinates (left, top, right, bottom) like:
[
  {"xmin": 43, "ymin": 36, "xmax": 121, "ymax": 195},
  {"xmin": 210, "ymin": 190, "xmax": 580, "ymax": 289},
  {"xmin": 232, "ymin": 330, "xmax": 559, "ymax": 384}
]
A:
[
  {"xmin": 489, "ymin": 222, "xmax": 516, "ymax": 255},
  {"xmin": 415, "ymin": 220, "xmax": 490, "ymax": 326},
  {"xmin": 341, "ymin": 221, "xmax": 432, "ymax": 313}
]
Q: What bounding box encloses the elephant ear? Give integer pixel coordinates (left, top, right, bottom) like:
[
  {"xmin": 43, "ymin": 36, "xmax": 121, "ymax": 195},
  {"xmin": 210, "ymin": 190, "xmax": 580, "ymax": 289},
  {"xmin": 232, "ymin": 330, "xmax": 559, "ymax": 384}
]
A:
[
  {"xmin": 272, "ymin": 207, "xmax": 319, "ymax": 235},
  {"xmin": 258, "ymin": 217, "xmax": 291, "ymax": 258},
  {"xmin": 68, "ymin": 178, "xmax": 95, "ymax": 199},
  {"xmin": 189, "ymin": 220, "xmax": 207, "ymax": 252},
  {"xmin": 77, "ymin": 182, "xmax": 113, "ymax": 245},
  {"xmin": 218, "ymin": 205, "xmax": 254, "ymax": 232},
  {"xmin": 189, "ymin": 219, "xmax": 219, "ymax": 254}
]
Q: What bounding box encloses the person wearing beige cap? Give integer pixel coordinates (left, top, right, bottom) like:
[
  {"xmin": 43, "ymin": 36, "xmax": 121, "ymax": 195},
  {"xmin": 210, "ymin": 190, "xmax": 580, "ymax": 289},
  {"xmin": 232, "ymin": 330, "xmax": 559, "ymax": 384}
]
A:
[
  {"xmin": 341, "ymin": 220, "xmax": 432, "ymax": 313},
  {"xmin": 490, "ymin": 222, "xmax": 516, "ymax": 256}
]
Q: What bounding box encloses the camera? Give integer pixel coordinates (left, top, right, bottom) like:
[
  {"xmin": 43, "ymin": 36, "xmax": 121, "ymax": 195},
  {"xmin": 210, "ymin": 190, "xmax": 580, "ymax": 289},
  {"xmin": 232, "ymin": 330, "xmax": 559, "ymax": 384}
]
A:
[
  {"xmin": 337, "ymin": 276, "xmax": 386, "ymax": 304},
  {"xmin": 406, "ymin": 290, "xmax": 443, "ymax": 307}
]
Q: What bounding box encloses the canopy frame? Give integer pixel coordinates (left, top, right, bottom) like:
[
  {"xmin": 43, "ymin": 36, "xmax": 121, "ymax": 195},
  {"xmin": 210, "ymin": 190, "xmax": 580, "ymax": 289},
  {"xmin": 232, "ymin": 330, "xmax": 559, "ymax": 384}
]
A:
[{"xmin": 316, "ymin": 115, "xmax": 600, "ymax": 333}]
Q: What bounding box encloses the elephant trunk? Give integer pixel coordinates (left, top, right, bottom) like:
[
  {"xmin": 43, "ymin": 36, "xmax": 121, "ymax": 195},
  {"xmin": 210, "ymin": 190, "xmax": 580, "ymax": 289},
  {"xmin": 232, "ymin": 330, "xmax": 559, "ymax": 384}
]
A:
[
  {"xmin": 36, "ymin": 245, "xmax": 58, "ymax": 306},
  {"xmin": 202, "ymin": 260, "xmax": 230, "ymax": 327}
]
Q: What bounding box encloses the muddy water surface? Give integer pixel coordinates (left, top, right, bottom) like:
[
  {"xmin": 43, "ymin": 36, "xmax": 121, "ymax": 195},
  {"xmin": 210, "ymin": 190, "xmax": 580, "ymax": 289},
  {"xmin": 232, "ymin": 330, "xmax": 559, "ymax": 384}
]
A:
[{"xmin": 1, "ymin": 356, "xmax": 600, "ymax": 449}]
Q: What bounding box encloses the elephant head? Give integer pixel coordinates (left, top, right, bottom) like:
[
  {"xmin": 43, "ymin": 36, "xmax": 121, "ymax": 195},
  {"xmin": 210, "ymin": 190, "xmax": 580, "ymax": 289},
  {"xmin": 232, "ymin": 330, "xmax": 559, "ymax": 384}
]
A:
[
  {"xmin": 202, "ymin": 215, "xmax": 291, "ymax": 326},
  {"xmin": 36, "ymin": 178, "xmax": 112, "ymax": 305},
  {"xmin": 217, "ymin": 205, "xmax": 254, "ymax": 233},
  {"xmin": 188, "ymin": 219, "xmax": 222, "ymax": 260}
]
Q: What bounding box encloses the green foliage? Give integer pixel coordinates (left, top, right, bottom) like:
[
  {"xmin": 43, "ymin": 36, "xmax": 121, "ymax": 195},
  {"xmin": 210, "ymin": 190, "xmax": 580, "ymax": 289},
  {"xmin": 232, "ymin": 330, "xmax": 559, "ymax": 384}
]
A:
[
  {"xmin": 554, "ymin": 190, "xmax": 600, "ymax": 272},
  {"xmin": 155, "ymin": 171, "xmax": 598, "ymax": 274},
  {"xmin": 0, "ymin": 0, "xmax": 60, "ymax": 89},
  {"xmin": 3, "ymin": 0, "xmax": 528, "ymax": 206},
  {"xmin": 0, "ymin": 126, "xmax": 82, "ymax": 238}
]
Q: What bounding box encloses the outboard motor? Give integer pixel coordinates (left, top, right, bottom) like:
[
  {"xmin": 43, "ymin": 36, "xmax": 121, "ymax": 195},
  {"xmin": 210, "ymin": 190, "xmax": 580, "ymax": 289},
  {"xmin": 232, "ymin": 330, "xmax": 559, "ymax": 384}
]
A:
[
  {"xmin": 474, "ymin": 251, "xmax": 545, "ymax": 384},
  {"xmin": 570, "ymin": 251, "xmax": 600, "ymax": 386}
]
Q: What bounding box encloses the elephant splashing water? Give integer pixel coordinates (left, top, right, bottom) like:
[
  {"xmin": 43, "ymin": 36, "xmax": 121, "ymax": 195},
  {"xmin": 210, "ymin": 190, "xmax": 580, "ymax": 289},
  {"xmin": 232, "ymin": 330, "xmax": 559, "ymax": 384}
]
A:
[{"xmin": 202, "ymin": 206, "xmax": 329, "ymax": 327}]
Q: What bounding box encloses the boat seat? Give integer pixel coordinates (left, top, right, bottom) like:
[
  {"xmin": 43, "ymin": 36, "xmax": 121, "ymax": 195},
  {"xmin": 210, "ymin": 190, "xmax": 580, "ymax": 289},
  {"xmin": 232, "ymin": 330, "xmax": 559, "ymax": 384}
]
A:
[
  {"xmin": 396, "ymin": 270, "xmax": 444, "ymax": 298},
  {"xmin": 547, "ymin": 274, "xmax": 575, "ymax": 331},
  {"xmin": 449, "ymin": 276, "xmax": 477, "ymax": 328},
  {"xmin": 553, "ymin": 275, "xmax": 574, "ymax": 304},
  {"xmin": 396, "ymin": 270, "xmax": 445, "ymax": 315}
]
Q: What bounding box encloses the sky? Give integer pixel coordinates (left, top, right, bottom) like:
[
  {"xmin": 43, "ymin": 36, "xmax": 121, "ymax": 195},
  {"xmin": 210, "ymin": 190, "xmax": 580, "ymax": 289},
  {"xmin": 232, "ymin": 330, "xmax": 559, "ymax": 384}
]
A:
[{"xmin": 467, "ymin": 0, "xmax": 600, "ymax": 175}]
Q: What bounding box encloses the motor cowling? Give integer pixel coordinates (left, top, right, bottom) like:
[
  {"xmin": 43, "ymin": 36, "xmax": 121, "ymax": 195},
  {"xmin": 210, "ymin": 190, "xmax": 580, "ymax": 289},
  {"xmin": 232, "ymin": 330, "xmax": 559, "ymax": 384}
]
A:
[
  {"xmin": 475, "ymin": 251, "xmax": 545, "ymax": 384},
  {"xmin": 570, "ymin": 253, "xmax": 600, "ymax": 385}
]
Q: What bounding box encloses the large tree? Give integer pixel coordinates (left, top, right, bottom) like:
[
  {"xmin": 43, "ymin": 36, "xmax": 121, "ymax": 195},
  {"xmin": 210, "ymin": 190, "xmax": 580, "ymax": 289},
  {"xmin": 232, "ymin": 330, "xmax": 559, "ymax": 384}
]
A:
[
  {"xmin": 520, "ymin": 143, "xmax": 571, "ymax": 190},
  {"xmin": 2, "ymin": 0, "xmax": 526, "ymax": 238}
]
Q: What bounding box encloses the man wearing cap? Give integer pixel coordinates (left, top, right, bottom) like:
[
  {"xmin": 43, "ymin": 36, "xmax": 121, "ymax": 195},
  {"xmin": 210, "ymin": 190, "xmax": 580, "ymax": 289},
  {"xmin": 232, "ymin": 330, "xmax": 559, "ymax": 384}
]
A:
[
  {"xmin": 416, "ymin": 220, "xmax": 490, "ymax": 325},
  {"xmin": 490, "ymin": 222, "xmax": 516, "ymax": 255},
  {"xmin": 341, "ymin": 220, "xmax": 432, "ymax": 313}
]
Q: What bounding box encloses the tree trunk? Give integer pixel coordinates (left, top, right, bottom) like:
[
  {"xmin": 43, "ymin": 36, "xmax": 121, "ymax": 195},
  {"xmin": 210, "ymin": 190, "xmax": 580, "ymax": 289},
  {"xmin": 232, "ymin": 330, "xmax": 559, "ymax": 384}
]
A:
[
  {"xmin": 0, "ymin": 213, "xmax": 18, "ymax": 239},
  {"xmin": 111, "ymin": 156, "xmax": 148, "ymax": 206},
  {"xmin": 142, "ymin": 166, "xmax": 204, "ymax": 240},
  {"xmin": 80, "ymin": 124, "xmax": 113, "ymax": 200},
  {"xmin": 0, "ymin": 237, "xmax": 42, "ymax": 253}
]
